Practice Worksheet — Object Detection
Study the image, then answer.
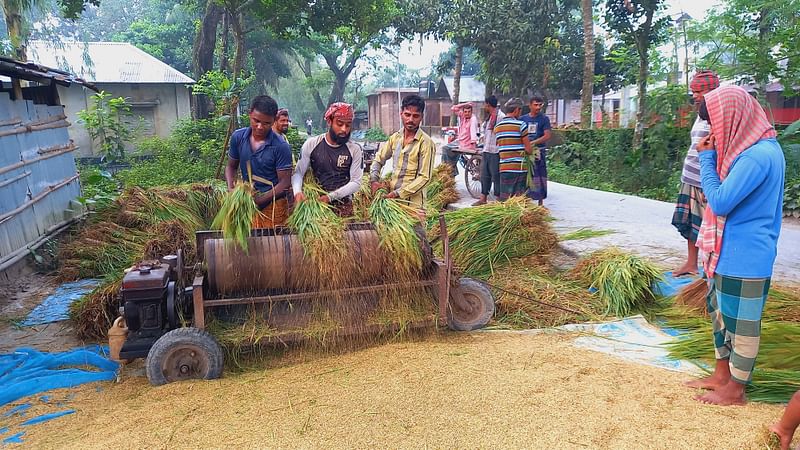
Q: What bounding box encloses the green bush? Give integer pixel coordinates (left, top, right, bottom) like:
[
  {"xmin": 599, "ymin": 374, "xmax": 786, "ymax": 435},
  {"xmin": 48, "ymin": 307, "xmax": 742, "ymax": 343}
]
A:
[
  {"xmin": 286, "ymin": 127, "xmax": 305, "ymax": 162},
  {"xmin": 365, "ymin": 127, "xmax": 389, "ymax": 142},
  {"xmin": 115, "ymin": 118, "xmax": 225, "ymax": 188}
]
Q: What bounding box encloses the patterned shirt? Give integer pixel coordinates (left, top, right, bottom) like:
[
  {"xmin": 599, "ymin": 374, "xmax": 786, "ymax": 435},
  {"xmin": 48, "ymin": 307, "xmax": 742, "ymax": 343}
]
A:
[
  {"xmin": 494, "ymin": 117, "xmax": 529, "ymax": 173},
  {"xmin": 681, "ymin": 117, "xmax": 711, "ymax": 187},
  {"xmin": 369, "ymin": 129, "xmax": 436, "ymax": 208}
]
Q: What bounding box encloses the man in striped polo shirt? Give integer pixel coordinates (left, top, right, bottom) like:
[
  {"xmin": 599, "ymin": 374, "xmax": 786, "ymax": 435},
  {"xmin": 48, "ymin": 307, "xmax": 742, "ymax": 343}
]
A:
[
  {"xmin": 670, "ymin": 70, "xmax": 719, "ymax": 276},
  {"xmin": 494, "ymin": 98, "xmax": 534, "ymax": 201},
  {"xmin": 369, "ymin": 94, "xmax": 436, "ymax": 209}
]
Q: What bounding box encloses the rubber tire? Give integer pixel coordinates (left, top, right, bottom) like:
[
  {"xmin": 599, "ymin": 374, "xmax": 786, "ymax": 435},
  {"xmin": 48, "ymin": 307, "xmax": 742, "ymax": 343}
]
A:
[
  {"xmin": 146, "ymin": 327, "xmax": 224, "ymax": 386},
  {"xmin": 447, "ymin": 277, "xmax": 495, "ymax": 331}
]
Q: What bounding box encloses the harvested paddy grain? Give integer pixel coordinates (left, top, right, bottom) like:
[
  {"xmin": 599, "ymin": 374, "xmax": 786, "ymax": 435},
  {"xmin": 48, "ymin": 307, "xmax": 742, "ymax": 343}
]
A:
[{"xmin": 18, "ymin": 332, "xmax": 786, "ymax": 449}]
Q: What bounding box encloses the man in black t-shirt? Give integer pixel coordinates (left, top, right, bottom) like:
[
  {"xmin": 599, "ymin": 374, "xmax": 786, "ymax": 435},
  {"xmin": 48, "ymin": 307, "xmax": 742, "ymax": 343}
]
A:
[{"xmin": 292, "ymin": 102, "xmax": 363, "ymax": 216}]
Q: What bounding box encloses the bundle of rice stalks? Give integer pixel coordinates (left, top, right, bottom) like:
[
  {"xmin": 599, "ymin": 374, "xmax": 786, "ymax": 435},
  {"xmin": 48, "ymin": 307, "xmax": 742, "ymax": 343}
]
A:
[
  {"xmin": 667, "ymin": 322, "xmax": 800, "ymax": 370},
  {"xmin": 425, "ymin": 164, "xmax": 459, "ymax": 213},
  {"xmin": 288, "ymin": 177, "xmax": 350, "ymax": 289},
  {"xmin": 764, "ymin": 286, "xmax": 800, "ymax": 322},
  {"xmin": 490, "ymin": 268, "xmax": 601, "ymax": 329},
  {"xmin": 211, "ymin": 182, "xmax": 263, "ymax": 252},
  {"xmin": 747, "ymin": 369, "xmax": 800, "ymax": 404},
  {"xmin": 674, "ymin": 278, "xmax": 709, "ymax": 313},
  {"xmin": 431, "ymin": 196, "xmax": 557, "ymax": 279},
  {"xmin": 369, "ymin": 193, "xmax": 424, "ymax": 279},
  {"xmin": 69, "ymin": 276, "xmax": 123, "ymax": 340},
  {"xmin": 58, "ymin": 222, "xmax": 148, "ymax": 280},
  {"xmin": 142, "ymin": 220, "xmax": 196, "ymax": 265},
  {"xmin": 116, "ymin": 187, "xmax": 204, "ymax": 231},
  {"xmin": 351, "ymin": 175, "xmax": 375, "ymax": 222},
  {"xmin": 569, "ymin": 248, "xmax": 663, "ymax": 317},
  {"xmin": 185, "ymin": 182, "xmax": 226, "ymax": 227}
]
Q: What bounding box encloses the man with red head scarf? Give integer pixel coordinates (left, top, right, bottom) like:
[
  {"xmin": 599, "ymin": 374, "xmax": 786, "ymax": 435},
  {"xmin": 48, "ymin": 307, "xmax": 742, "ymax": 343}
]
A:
[
  {"xmin": 670, "ymin": 70, "xmax": 720, "ymax": 276},
  {"xmin": 291, "ymin": 102, "xmax": 363, "ymax": 216},
  {"xmin": 685, "ymin": 85, "xmax": 785, "ymax": 406}
]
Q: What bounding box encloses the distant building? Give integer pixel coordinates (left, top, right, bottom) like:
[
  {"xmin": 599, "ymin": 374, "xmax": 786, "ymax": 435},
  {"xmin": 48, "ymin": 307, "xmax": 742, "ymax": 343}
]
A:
[{"xmin": 27, "ymin": 41, "xmax": 195, "ymax": 157}]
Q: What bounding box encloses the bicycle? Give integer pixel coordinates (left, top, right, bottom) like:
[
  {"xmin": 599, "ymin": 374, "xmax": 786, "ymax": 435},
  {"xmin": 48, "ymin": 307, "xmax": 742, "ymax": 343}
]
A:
[{"xmin": 449, "ymin": 146, "xmax": 483, "ymax": 200}]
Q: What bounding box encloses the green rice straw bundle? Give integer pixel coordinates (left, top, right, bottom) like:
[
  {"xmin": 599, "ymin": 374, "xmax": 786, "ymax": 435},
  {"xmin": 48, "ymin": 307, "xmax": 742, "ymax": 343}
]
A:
[
  {"xmin": 212, "ymin": 182, "xmax": 263, "ymax": 252},
  {"xmin": 288, "ymin": 176, "xmax": 349, "ymax": 288},
  {"xmin": 435, "ymin": 196, "xmax": 557, "ymax": 278},
  {"xmin": 570, "ymin": 247, "xmax": 663, "ymax": 317},
  {"xmin": 369, "ymin": 191, "xmax": 424, "ymax": 278}
]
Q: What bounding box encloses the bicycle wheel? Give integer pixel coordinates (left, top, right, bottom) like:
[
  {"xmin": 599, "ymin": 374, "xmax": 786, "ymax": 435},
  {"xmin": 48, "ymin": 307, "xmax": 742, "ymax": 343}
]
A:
[{"xmin": 464, "ymin": 155, "xmax": 482, "ymax": 199}]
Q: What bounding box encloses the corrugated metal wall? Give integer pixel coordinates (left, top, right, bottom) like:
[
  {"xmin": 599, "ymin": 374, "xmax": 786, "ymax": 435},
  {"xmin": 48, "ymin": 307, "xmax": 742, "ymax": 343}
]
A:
[{"xmin": 0, "ymin": 91, "xmax": 82, "ymax": 270}]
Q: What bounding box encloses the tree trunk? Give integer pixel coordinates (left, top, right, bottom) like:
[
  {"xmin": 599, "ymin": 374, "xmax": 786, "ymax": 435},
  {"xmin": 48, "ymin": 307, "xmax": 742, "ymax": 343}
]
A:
[
  {"xmin": 450, "ymin": 43, "xmax": 464, "ymax": 126},
  {"xmin": 219, "ymin": 11, "xmax": 229, "ymax": 74},
  {"xmin": 295, "ymin": 56, "xmax": 326, "ymax": 118},
  {"xmin": 580, "ymin": 0, "xmax": 595, "ymax": 128},
  {"xmin": 230, "ymin": 12, "xmax": 246, "ymax": 77},
  {"xmin": 633, "ymin": 44, "xmax": 648, "ymax": 150},
  {"xmin": 328, "ymin": 73, "xmax": 347, "ymax": 105},
  {"xmin": 632, "ymin": 10, "xmax": 654, "ymax": 150},
  {"xmin": 192, "ymin": 0, "xmax": 223, "ymax": 119},
  {"xmin": 2, "ymin": 0, "xmax": 26, "ymax": 61}
]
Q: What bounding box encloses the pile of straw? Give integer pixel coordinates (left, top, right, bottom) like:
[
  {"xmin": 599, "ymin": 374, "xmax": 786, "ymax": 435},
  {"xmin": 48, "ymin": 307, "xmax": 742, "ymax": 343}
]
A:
[
  {"xmin": 569, "ymin": 247, "xmax": 663, "ymax": 317},
  {"xmin": 490, "ymin": 267, "xmax": 601, "ymax": 328},
  {"xmin": 431, "ymin": 197, "xmax": 557, "ymax": 278},
  {"xmin": 64, "ymin": 183, "xmax": 224, "ymax": 340}
]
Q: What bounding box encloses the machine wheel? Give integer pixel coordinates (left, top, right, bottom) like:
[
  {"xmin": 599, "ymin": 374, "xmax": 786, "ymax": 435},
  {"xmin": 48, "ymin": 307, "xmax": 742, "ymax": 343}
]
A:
[
  {"xmin": 146, "ymin": 327, "xmax": 224, "ymax": 386},
  {"xmin": 463, "ymin": 155, "xmax": 482, "ymax": 199},
  {"xmin": 447, "ymin": 277, "xmax": 495, "ymax": 331}
]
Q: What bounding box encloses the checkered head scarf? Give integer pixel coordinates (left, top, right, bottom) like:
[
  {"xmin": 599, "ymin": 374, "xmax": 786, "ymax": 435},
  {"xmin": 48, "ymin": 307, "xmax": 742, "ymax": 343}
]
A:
[
  {"xmin": 696, "ymin": 85, "xmax": 777, "ymax": 277},
  {"xmin": 690, "ymin": 70, "xmax": 720, "ymax": 94},
  {"xmin": 324, "ymin": 102, "xmax": 354, "ymax": 122}
]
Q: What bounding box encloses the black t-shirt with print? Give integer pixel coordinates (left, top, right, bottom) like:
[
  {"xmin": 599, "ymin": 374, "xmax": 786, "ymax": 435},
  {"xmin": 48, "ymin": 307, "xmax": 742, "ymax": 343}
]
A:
[{"xmin": 310, "ymin": 138, "xmax": 353, "ymax": 193}]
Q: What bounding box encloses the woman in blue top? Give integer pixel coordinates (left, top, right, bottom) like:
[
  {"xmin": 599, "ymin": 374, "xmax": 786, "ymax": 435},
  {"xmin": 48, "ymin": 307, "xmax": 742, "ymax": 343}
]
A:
[{"xmin": 686, "ymin": 85, "xmax": 785, "ymax": 406}]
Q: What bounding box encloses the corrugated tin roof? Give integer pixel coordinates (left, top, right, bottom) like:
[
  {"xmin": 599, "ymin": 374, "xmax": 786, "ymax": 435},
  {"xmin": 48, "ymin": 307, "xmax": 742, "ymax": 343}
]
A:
[
  {"xmin": 0, "ymin": 56, "xmax": 98, "ymax": 90},
  {"xmin": 438, "ymin": 76, "xmax": 486, "ymax": 103},
  {"xmin": 27, "ymin": 41, "xmax": 194, "ymax": 84}
]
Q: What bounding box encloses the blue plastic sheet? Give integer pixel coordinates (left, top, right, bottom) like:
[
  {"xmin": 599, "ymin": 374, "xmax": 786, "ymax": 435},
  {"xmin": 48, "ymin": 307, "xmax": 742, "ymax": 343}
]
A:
[
  {"xmin": 0, "ymin": 346, "xmax": 118, "ymax": 407},
  {"xmin": 21, "ymin": 410, "xmax": 75, "ymax": 426},
  {"xmin": 653, "ymin": 271, "xmax": 699, "ymax": 298},
  {"xmin": 21, "ymin": 279, "xmax": 100, "ymax": 326},
  {"xmin": 2, "ymin": 432, "xmax": 25, "ymax": 444}
]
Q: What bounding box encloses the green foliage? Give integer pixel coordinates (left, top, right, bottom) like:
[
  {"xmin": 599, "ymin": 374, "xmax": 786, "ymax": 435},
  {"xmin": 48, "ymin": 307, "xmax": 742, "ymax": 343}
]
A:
[
  {"xmin": 285, "ymin": 127, "xmax": 305, "ymax": 162},
  {"xmin": 112, "ymin": 15, "xmax": 194, "ymax": 75},
  {"xmin": 645, "ymin": 84, "xmax": 691, "ymax": 124},
  {"xmin": 77, "ymin": 166, "xmax": 119, "ymax": 209},
  {"xmin": 549, "ymin": 126, "xmax": 687, "ymax": 201},
  {"xmin": 115, "ymin": 118, "xmax": 225, "ymax": 188},
  {"xmin": 76, "ymin": 91, "xmax": 137, "ymax": 162},
  {"xmin": 365, "ymin": 127, "xmax": 389, "ymax": 142},
  {"xmin": 781, "ymin": 119, "xmax": 800, "ymax": 217},
  {"xmin": 192, "ymin": 70, "xmax": 254, "ymax": 118}
]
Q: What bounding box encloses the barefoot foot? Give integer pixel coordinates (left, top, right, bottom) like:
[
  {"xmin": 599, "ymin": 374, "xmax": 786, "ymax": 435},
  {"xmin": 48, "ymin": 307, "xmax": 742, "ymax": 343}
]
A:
[
  {"xmin": 673, "ymin": 262, "xmax": 698, "ymax": 276},
  {"xmin": 694, "ymin": 382, "xmax": 747, "ymax": 406},
  {"xmin": 685, "ymin": 375, "xmax": 727, "ymax": 390}
]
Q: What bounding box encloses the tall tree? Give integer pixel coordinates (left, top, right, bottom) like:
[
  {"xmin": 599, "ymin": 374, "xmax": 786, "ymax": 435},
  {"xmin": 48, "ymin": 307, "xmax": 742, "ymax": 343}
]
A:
[
  {"xmin": 2, "ymin": 0, "xmax": 98, "ymax": 59},
  {"xmin": 688, "ymin": 0, "xmax": 800, "ymax": 98},
  {"xmin": 604, "ymin": 0, "xmax": 669, "ymax": 149},
  {"xmin": 580, "ymin": 0, "xmax": 595, "ymax": 127}
]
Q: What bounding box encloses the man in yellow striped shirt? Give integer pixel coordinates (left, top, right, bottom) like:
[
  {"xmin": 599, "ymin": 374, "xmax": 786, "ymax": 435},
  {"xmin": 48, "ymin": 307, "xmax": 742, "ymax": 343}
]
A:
[{"xmin": 369, "ymin": 95, "xmax": 436, "ymax": 209}]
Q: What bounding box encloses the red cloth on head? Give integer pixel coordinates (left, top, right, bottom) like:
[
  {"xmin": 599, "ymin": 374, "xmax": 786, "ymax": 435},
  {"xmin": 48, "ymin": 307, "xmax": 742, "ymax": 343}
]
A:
[
  {"xmin": 690, "ymin": 70, "xmax": 720, "ymax": 93},
  {"xmin": 324, "ymin": 102, "xmax": 354, "ymax": 122},
  {"xmin": 696, "ymin": 85, "xmax": 777, "ymax": 277}
]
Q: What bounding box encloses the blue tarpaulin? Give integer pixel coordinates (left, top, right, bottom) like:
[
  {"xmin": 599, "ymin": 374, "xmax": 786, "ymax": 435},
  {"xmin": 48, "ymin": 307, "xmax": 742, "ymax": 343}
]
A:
[
  {"xmin": 0, "ymin": 345, "xmax": 118, "ymax": 407},
  {"xmin": 21, "ymin": 279, "xmax": 100, "ymax": 326},
  {"xmin": 653, "ymin": 271, "xmax": 699, "ymax": 298}
]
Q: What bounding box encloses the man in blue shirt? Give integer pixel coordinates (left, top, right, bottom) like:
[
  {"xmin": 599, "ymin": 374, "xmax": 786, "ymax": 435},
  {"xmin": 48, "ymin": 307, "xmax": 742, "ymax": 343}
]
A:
[
  {"xmin": 224, "ymin": 95, "xmax": 293, "ymax": 227},
  {"xmin": 520, "ymin": 96, "xmax": 552, "ymax": 207}
]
